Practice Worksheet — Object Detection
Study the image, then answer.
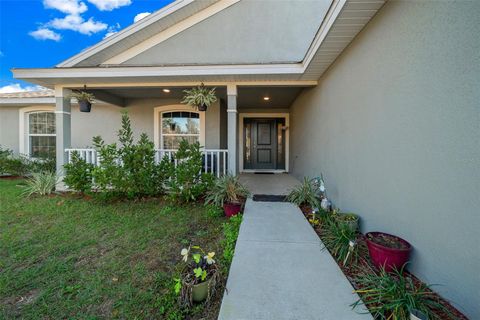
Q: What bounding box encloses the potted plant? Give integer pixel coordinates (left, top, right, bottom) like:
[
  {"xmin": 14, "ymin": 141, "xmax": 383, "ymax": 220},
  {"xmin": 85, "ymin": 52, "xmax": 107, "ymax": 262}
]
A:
[
  {"xmin": 176, "ymin": 245, "xmax": 219, "ymax": 304},
  {"xmin": 71, "ymin": 91, "xmax": 95, "ymax": 112},
  {"xmin": 365, "ymin": 231, "xmax": 412, "ymax": 272},
  {"xmin": 410, "ymin": 309, "xmax": 428, "ymax": 320},
  {"xmin": 181, "ymin": 83, "xmax": 217, "ymax": 111},
  {"xmin": 205, "ymin": 174, "xmax": 249, "ymax": 218},
  {"xmin": 336, "ymin": 212, "xmax": 360, "ymax": 232}
]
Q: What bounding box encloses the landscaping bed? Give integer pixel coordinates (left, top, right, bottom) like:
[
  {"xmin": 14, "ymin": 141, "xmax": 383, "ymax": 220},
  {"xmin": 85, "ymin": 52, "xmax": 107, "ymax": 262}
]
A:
[
  {"xmin": 299, "ymin": 206, "xmax": 468, "ymax": 320},
  {"xmin": 0, "ymin": 179, "xmax": 240, "ymax": 319}
]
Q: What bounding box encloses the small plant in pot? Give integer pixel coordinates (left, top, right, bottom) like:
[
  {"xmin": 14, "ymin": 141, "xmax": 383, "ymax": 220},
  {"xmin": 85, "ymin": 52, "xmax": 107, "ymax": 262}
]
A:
[
  {"xmin": 176, "ymin": 245, "xmax": 219, "ymax": 305},
  {"xmin": 366, "ymin": 231, "xmax": 412, "ymax": 272},
  {"xmin": 71, "ymin": 90, "xmax": 95, "ymax": 112},
  {"xmin": 335, "ymin": 211, "xmax": 360, "ymax": 232},
  {"xmin": 205, "ymin": 174, "xmax": 249, "ymax": 218},
  {"xmin": 181, "ymin": 83, "xmax": 217, "ymax": 111},
  {"xmin": 286, "ymin": 176, "xmax": 320, "ymax": 212}
]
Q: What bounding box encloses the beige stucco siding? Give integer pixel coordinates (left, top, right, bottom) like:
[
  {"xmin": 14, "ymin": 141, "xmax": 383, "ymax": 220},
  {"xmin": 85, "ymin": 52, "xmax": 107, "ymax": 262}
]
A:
[
  {"xmin": 0, "ymin": 107, "xmax": 20, "ymax": 153},
  {"xmin": 290, "ymin": 0, "xmax": 480, "ymax": 318},
  {"xmin": 0, "ymin": 99, "xmax": 224, "ymax": 153}
]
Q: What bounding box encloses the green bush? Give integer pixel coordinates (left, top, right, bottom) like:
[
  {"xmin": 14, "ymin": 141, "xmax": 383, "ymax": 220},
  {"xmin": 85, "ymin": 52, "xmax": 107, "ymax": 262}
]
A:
[
  {"xmin": 0, "ymin": 146, "xmax": 55, "ymax": 176},
  {"xmin": 63, "ymin": 151, "xmax": 94, "ymax": 193},
  {"xmin": 222, "ymin": 214, "xmax": 243, "ymax": 265},
  {"xmin": 168, "ymin": 140, "xmax": 214, "ymax": 202},
  {"xmin": 90, "ymin": 112, "xmax": 170, "ymax": 198},
  {"xmin": 321, "ymin": 216, "xmax": 360, "ymax": 267},
  {"xmin": 22, "ymin": 171, "xmax": 58, "ymax": 197}
]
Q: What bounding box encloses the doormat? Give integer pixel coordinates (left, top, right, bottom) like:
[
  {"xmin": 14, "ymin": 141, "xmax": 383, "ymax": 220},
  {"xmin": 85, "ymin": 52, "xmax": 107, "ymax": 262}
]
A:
[
  {"xmin": 254, "ymin": 172, "xmax": 274, "ymax": 174},
  {"xmin": 252, "ymin": 194, "xmax": 287, "ymax": 202}
]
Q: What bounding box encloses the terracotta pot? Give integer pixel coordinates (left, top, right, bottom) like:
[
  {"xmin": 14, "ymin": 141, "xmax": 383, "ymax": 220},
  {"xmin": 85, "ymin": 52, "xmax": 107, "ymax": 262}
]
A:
[
  {"xmin": 192, "ymin": 277, "xmax": 212, "ymax": 302},
  {"xmin": 197, "ymin": 104, "xmax": 208, "ymax": 111},
  {"xmin": 223, "ymin": 202, "xmax": 242, "ymax": 218},
  {"xmin": 79, "ymin": 100, "xmax": 92, "ymax": 112},
  {"xmin": 366, "ymin": 232, "xmax": 412, "ymax": 272}
]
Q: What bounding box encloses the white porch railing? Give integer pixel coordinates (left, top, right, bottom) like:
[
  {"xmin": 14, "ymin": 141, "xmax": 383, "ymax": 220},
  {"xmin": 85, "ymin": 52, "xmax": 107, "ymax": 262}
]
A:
[{"xmin": 65, "ymin": 148, "xmax": 228, "ymax": 177}]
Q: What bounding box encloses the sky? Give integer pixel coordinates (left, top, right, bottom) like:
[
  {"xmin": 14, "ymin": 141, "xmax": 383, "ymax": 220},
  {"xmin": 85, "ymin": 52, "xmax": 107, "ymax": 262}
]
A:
[{"xmin": 0, "ymin": 0, "xmax": 174, "ymax": 93}]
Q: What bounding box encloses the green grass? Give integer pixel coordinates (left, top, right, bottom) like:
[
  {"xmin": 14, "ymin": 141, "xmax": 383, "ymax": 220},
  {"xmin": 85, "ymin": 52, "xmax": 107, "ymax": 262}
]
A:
[{"xmin": 0, "ymin": 179, "xmax": 227, "ymax": 319}]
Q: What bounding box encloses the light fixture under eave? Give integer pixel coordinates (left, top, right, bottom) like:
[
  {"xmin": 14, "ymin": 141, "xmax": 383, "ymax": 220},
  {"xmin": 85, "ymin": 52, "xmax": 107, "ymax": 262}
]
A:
[
  {"xmin": 163, "ymin": 88, "xmax": 171, "ymax": 93},
  {"xmin": 263, "ymin": 96, "xmax": 270, "ymax": 101}
]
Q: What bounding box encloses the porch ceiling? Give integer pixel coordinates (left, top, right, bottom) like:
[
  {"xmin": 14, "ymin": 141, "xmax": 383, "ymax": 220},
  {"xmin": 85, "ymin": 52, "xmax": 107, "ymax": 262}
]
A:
[{"xmin": 90, "ymin": 86, "xmax": 303, "ymax": 109}]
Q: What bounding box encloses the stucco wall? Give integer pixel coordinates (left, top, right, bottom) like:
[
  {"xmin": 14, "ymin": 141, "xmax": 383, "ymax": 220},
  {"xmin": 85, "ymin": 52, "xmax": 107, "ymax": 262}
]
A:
[
  {"xmin": 0, "ymin": 98, "xmax": 223, "ymax": 154},
  {"xmin": 0, "ymin": 107, "xmax": 20, "ymax": 153},
  {"xmin": 289, "ymin": 1, "xmax": 480, "ymax": 317}
]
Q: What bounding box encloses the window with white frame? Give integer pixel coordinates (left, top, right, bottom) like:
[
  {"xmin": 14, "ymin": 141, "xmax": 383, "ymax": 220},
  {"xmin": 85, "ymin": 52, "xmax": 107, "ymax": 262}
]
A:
[
  {"xmin": 161, "ymin": 111, "xmax": 200, "ymax": 149},
  {"xmin": 28, "ymin": 111, "xmax": 56, "ymax": 158}
]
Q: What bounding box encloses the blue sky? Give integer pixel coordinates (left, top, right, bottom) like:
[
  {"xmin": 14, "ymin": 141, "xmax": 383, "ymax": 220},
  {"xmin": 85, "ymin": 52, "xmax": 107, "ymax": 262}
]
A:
[{"xmin": 0, "ymin": 0, "xmax": 173, "ymax": 92}]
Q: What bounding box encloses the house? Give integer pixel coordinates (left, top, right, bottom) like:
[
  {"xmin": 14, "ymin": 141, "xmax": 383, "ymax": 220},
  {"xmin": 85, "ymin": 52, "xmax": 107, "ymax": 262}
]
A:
[{"xmin": 0, "ymin": 0, "xmax": 478, "ymax": 317}]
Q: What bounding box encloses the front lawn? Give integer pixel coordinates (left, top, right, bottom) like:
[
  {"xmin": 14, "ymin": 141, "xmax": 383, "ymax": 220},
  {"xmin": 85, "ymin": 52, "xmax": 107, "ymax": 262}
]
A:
[{"xmin": 0, "ymin": 179, "xmax": 227, "ymax": 319}]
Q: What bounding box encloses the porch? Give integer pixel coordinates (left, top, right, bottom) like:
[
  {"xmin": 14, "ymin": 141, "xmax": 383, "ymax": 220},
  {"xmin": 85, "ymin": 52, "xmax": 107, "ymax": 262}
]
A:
[{"xmin": 55, "ymin": 83, "xmax": 312, "ymax": 180}]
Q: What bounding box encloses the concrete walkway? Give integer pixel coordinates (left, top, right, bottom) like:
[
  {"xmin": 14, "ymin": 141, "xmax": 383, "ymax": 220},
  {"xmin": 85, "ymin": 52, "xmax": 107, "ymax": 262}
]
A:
[
  {"xmin": 218, "ymin": 199, "xmax": 371, "ymax": 320},
  {"xmin": 239, "ymin": 173, "xmax": 300, "ymax": 196}
]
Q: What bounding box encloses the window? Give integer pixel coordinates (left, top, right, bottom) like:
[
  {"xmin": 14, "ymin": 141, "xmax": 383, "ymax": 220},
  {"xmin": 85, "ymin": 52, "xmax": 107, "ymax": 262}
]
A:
[
  {"xmin": 28, "ymin": 112, "xmax": 56, "ymax": 158},
  {"xmin": 161, "ymin": 111, "xmax": 200, "ymax": 149}
]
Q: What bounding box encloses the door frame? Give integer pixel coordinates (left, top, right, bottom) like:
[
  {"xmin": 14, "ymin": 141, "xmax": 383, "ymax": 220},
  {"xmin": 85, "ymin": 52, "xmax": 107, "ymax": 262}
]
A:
[{"xmin": 239, "ymin": 112, "xmax": 289, "ymax": 173}]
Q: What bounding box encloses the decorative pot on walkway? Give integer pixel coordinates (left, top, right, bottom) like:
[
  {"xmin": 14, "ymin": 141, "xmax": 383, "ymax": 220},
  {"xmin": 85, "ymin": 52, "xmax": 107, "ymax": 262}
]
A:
[
  {"xmin": 192, "ymin": 277, "xmax": 212, "ymax": 302},
  {"xmin": 366, "ymin": 232, "xmax": 412, "ymax": 272}
]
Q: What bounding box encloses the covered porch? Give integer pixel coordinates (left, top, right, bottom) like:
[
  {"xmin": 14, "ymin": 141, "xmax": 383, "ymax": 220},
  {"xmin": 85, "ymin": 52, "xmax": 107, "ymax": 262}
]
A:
[{"xmin": 56, "ymin": 82, "xmax": 312, "ymax": 179}]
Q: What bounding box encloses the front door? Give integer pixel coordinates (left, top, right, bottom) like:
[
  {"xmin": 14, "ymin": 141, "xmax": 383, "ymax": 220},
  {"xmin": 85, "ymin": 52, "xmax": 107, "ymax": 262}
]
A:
[{"xmin": 244, "ymin": 118, "xmax": 285, "ymax": 170}]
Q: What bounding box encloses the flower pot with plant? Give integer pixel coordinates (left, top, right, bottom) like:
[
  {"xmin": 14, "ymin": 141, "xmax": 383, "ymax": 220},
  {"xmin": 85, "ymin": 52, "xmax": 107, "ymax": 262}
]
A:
[
  {"xmin": 71, "ymin": 91, "xmax": 95, "ymax": 112},
  {"xmin": 176, "ymin": 245, "xmax": 219, "ymax": 305},
  {"xmin": 286, "ymin": 176, "xmax": 321, "ymax": 212},
  {"xmin": 366, "ymin": 231, "xmax": 412, "ymax": 272},
  {"xmin": 336, "ymin": 212, "xmax": 360, "ymax": 232},
  {"xmin": 205, "ymin": 174, "xmax": 249, "ymax": 217},
  {"xmin": 181, "ymin": 83, "xmax": 217, "ymax": 111}
]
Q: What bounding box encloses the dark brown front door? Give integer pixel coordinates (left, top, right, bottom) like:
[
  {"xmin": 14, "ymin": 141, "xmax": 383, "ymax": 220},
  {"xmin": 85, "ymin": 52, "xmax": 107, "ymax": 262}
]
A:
[{"xmin": 244, "ymin": 118, "xmax": 285, "ymax": 170}]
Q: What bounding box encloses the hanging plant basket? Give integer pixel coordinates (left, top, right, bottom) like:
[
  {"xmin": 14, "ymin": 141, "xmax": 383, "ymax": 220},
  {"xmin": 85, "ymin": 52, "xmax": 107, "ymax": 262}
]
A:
[
  {"xmin": 70, "ymin": 89, "xmax": 95, "ymax": 113},
  {"xmin": 78, "ymin": 100, "xmax": 92, "ymax": 112},
  {"xmin": 181, "ymin": 83, "xmax": 217, "ymax": 112}
]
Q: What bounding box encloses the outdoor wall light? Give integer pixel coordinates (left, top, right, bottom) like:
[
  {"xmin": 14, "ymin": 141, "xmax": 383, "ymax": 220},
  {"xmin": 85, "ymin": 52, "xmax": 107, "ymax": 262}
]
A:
[
  {"xmin": 163, "ymin": 88, "xmax": 171, "ymax": 93},
  {"xmin": 263, "ymin": 96, "xmax": 270, "ymax": 101}
]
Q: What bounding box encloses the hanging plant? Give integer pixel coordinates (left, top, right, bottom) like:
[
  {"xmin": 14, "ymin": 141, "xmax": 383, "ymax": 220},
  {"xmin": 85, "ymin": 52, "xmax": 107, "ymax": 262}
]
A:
[
  {"xmin": 181, "ymin": 83, "xmax": 217, "ymax": 111},
  {"xmin": 71, "ymin": 90, "xmax": 95, "ymax": 113}
]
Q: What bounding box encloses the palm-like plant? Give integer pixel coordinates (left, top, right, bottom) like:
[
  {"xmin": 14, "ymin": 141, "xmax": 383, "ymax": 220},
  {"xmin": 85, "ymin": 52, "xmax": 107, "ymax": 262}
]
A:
[
  {"xmin": 352, "ymin": 266, "xmax": 452, "ymax": 319},
  {"xmin": 286, "ymin": 177, "xmax": 320, "ymax": 208},
  {"xmin": 22, "ymin": 171, "xmax": 58, "ymax": 197},
  {"xmin": 205, "ymin": 174, "xmax": 249, "ymax": 207},
  {"xmin": 70, "ymin": 91, "xmax": 95, "ymax": 103},
  {"xmin": 181, "ymin": 83, "xmax": 217, "ymax": 111}
]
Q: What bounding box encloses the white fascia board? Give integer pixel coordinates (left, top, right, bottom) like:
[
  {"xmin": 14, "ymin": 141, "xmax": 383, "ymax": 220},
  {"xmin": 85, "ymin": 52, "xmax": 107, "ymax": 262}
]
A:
[
  {"xmin": 56, "ymin": 0, "xmax": 197, "ymax": 68},
  {"xmin": 13, "ymin": 63, "xmax": 304, "ymax": 80},
  {"xmin": 104, "ymin": 0, "xmax": 240, "ymax": 65}
]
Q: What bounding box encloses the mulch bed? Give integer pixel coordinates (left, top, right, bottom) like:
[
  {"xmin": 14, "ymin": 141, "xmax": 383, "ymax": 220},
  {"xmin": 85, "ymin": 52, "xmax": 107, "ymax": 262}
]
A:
[{"xmin": 300, "ymin": 206, "xmax": 469, "ymax": 320}]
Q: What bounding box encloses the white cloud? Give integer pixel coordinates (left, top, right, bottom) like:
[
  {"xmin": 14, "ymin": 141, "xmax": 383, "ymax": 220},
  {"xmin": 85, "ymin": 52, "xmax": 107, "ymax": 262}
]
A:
[
  {"xmin": 29, "ymin": 28, "xmax": 62, "ymax": 41},
  {"xmin": 134, "ymin": 12, "xmax": 151, "ymax": 23},
  {"xmin": 87, "ymin": 0, "xmax": 131, "ymax": 11},
  {"xmin": 49, "ymin": 14, "xmax": 107, "ymax": 35},
  {"xmin": 43, "ymin": 0, "xmax": 88, "ymax": 15},
  {"xmin": 103, "ymin": 23, "xmax": 121, "ymax": 39},
  {"xmin": 0, "ymin": 84, "xmax": 48, "ymax": 94}
]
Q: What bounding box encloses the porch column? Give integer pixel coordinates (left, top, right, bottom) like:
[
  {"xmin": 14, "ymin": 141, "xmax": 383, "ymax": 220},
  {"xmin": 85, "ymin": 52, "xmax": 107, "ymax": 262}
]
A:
[
  {"xmin": 55, "ymin": 86, "xmax": 71, "ymax": 190},
  {"xmin": 227, "ymin": 84, "xmax": 238, "ymax": 175}
]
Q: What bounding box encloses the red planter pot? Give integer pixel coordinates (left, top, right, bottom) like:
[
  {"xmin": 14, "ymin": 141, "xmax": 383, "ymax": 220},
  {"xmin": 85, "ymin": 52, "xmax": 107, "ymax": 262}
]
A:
[
  {"xmin": 366, "ymin": 232, "xmax": 412, "ymax": 272},
  {"xmin": 223, "ymin": 202, "xmax": 242, "ymax": 218}
]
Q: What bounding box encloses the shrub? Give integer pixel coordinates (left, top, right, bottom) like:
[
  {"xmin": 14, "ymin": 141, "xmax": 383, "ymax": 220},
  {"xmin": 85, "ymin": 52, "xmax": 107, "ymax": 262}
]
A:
[
  {"xmin": 63, "ymin": 151, "xmax": 94, "ymax": 193},
  {"xmin": 222, "ymin": 214, "xmax": 242, "ymax": 265},
  {"xmin": 168, "ymin": 140, "xmax": 213, "ymax": 202},
  {"xmin": 205, "ymin": 174, "xmax": 249, "ymax": 207},
  {"xmin": 286, "ymin": 176, "xmax": 320, "ymax": 208},
  {"xmin": 0, "ymin": 146, "xmax": 55, "ymax": 176},
  {"xmin": 321, "ymin": 217, "xmax": 360, "ymax": 267},
  {"xmin": 352, "ymin": 266, "xmax": 452, "ymax": 319},
  {"xmin": 90, "ymin": 112, "xmax": 169, "ymax": 198},
  {"xmin": 22, "ymin": 171, "xmax": 58, "ymax": 197}
]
